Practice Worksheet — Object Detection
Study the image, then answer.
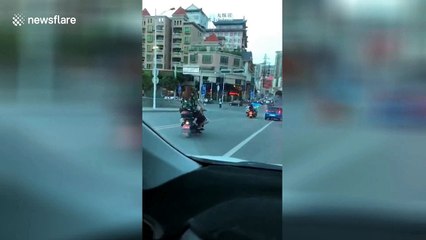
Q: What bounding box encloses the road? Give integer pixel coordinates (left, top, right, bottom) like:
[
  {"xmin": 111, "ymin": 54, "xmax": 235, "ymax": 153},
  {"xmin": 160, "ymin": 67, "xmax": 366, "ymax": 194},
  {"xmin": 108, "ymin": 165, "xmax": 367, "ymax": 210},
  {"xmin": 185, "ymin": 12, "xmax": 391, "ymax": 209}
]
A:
[
  {"xmin": 282, "ymin": 92, "xmax": 426, "ymax": 211},
  {"xmin": 143, "ymin": 103, "xmax": 284, "ymax": 164}
]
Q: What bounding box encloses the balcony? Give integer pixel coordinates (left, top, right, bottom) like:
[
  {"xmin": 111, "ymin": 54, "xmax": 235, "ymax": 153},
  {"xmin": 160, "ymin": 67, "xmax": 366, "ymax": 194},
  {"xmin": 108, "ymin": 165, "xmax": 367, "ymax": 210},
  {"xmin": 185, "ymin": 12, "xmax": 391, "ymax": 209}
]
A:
[
  {"xmin": 172, "ymin": 52, "xmax": 183, "ymax": 57},
  {"xmin": 173, "ymin": 32, "xmax": 182, "ymax": 37}
]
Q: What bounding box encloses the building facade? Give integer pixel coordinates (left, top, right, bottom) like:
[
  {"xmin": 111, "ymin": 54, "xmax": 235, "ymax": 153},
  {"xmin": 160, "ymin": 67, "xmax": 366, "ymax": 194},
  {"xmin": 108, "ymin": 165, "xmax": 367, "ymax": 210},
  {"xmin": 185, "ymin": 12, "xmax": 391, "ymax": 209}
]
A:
[
  {"xmin": 254, "ymin": 62, "xmax": 276, "ymax": 95},
  {"xmin": 274, "ymin": 51, "xmax": 283, "ymax": 90},
  {"xmin": 185, "ymin": 4, "xmax": 209, "ymax": 30},
  {"xmin": 184, "ymin": 34, "xmax": 248, "ymax": 100},
  {"xmin": 142, "ymin": 6, "xmax": 206, "ymax": 71},
  {"xmin": 142, "ymin": 9, "xmax": 172, "ymax": 70},
  {"xmin": 206, "ymin": 19, "xmax": 248, "ymax": 51}
]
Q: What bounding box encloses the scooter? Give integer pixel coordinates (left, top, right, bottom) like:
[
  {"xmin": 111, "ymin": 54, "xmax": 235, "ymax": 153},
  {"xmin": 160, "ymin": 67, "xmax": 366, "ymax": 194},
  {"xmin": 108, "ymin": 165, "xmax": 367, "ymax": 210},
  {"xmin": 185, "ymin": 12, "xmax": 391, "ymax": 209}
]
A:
[
  {"xmin": 246, "ymin": 109, "xmax": 257, "ymax": 118},
  {"xmin": 180, "ymin": 109, "xmax": 203, "ymax": 137}
]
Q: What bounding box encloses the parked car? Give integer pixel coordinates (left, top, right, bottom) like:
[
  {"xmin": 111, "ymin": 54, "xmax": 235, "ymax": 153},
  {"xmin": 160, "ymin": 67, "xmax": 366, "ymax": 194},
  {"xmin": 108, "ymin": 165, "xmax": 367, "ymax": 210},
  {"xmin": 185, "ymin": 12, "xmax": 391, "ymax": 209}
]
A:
[{"xmin": 265, "ymin": 106, "xmax": 283, "ymax": 121}]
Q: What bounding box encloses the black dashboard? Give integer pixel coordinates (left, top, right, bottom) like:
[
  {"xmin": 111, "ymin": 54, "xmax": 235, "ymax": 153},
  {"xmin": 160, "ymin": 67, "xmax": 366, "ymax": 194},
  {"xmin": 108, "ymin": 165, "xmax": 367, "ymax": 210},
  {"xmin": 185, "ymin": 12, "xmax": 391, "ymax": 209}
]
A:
[{"xmin": 143, "ymin": 164, "xmax": 282, "ymax": 240}]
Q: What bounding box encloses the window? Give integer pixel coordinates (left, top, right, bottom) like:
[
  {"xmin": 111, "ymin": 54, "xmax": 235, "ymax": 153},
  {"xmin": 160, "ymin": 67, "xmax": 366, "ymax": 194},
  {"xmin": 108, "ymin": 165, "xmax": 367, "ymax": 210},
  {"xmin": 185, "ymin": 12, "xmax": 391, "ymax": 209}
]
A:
[
  {"xmin": 146, "ymin": 54, "xmax": 152, "ymax": 61},
  {"xmin": 184, "ymin": 56, "xmax": 189, "ymax": 64},
  {"xmin": 220, "ymin": 56, "xmax": 229, "ymax": 65},
  {"xmin": 202, "ymin": 55, "xmax": 212, "ymax": 64},
  {"xmin": 184, "ymin": 27, "xmax": 191, "ymax": 34},
  {"xmin": 184, "ymin": 36, "xmax": 191, "ymax": 44},
  {"xmin": 190, "ymin": 54, "xmax": 198, "ymax": 64},
  {"xmin": 147, "ymin": 45, "xmax": 153, "ymax": 52},
  {"xmin": 146, "ymin": 34, "xmax": 154, "ymax": 42},
  {"xmin": 233, "ymin": 58, "xmax": 240, "ymax": 67}
]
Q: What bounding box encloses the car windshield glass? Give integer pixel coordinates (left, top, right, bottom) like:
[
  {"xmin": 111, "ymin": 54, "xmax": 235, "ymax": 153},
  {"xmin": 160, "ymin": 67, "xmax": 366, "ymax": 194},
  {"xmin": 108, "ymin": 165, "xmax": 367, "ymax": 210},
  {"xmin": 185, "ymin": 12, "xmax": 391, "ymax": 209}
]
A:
[{"xmin": 142, "ymin": 0, "xmax": 283, "ymax": 164}]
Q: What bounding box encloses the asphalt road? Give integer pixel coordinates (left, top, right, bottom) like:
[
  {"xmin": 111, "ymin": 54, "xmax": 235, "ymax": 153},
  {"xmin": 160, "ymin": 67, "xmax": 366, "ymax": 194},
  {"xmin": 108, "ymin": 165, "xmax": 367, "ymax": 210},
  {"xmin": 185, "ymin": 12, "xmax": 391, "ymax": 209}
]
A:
[{"xmin": 143, "ymin": 104, "xmax": 284, "ymax": 164}]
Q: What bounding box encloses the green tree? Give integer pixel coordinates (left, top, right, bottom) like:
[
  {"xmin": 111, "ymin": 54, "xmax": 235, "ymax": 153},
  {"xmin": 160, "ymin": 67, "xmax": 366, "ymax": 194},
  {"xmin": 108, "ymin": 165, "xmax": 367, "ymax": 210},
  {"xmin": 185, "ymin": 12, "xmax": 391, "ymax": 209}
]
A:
[
  {"xmin": 142, "ymin": 70, "xmax": 153, "ymax": 92},
  {"xmin": 159, "ymin": 75, "xmax": 179, "ymax": 91}
]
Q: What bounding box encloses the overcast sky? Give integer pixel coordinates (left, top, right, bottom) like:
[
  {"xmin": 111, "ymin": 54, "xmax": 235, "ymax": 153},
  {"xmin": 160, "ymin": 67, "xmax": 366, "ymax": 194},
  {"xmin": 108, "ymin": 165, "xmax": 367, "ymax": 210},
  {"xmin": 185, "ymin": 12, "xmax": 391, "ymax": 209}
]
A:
[{"xmin": 142, "ymin": 0, "xmax": 282, "ymax": 64}]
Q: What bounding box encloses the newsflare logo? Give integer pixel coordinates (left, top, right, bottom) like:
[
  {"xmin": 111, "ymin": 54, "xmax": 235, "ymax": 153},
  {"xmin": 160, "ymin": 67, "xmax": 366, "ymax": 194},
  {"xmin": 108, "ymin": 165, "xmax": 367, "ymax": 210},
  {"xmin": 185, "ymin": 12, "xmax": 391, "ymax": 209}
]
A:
[
  {"xmin": 12, "ymin": 13, "xmax": 77, "ymax": 27},
  {"xmin": 12, "ymin": 14, "xmax": 25, "ymax": 26}
]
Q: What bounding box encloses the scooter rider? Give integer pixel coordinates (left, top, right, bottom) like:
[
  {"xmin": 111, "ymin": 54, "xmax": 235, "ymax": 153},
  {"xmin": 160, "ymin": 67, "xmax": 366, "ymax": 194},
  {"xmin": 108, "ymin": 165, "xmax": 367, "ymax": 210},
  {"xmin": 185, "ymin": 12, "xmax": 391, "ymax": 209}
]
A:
[
  {"xmin": 246, "ymin": 103, "xmax": 257, "ymax": 116},
  {"xmin": 180, "ymin": 82, "xmax": 207, "ymax": 129}
]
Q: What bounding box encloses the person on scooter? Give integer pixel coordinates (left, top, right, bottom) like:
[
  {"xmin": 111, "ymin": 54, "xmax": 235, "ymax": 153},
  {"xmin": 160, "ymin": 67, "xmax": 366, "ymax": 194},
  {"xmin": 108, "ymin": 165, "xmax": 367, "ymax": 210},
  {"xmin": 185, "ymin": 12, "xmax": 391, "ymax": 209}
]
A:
[
  {"xmin": 180, "ymin": 83, "xmax": 207, "ymax": 130},
  {"xmin": 246, "ymin": 103, "xmax": 257, "ymax": 116}
]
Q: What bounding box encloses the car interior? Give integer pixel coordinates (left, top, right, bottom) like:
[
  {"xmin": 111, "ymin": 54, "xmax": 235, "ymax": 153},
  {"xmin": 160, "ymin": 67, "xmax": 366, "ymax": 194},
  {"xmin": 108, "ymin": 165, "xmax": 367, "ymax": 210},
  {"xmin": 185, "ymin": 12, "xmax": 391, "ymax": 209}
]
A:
[{"xmin": 143, "ymin": 121, "xmax": 283, "ymax": 240}]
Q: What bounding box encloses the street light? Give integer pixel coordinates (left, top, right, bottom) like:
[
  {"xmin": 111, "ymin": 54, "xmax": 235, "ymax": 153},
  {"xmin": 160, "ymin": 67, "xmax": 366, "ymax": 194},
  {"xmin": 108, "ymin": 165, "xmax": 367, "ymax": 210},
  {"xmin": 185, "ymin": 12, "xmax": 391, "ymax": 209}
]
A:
[{"xmin": 152, "ymin": 7, "xmax": 175, "ymax": 109}]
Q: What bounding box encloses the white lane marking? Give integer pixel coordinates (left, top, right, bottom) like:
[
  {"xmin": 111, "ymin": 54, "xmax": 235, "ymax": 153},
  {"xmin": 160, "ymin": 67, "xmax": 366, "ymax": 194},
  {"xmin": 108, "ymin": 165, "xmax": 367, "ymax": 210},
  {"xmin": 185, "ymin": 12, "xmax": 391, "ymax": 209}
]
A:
[
  {"xmin": 154, "ymin": 118, "xmax": 223, "ymax": 131},
  {"xmin": 223, "ymin": 121, "xmax": 274, "ymax": 157}
]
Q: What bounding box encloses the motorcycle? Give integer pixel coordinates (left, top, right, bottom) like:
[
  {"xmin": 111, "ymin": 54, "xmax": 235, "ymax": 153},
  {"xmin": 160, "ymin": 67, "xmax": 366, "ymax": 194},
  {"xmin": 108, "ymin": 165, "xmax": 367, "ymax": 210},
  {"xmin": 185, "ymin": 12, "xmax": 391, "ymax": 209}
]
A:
[
  {"xmin": 180, "ymin": 109, "xmax": 203, "ymax": 137},
  {"xmin": 246, "ymin": 109, "xmax": 257, "ymax": 118}
]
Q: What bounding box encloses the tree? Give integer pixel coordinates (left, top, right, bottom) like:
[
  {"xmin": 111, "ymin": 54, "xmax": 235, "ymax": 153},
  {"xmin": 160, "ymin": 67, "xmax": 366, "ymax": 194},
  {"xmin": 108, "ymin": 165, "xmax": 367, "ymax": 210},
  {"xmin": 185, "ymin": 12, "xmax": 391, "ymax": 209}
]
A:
[
  {"xmin": 159, "ymin": 75, "xmax": 179, "ymax": 91},
  {"xmin": 142, "ymin": 70, "xmax": 153, "ymax": 92}
]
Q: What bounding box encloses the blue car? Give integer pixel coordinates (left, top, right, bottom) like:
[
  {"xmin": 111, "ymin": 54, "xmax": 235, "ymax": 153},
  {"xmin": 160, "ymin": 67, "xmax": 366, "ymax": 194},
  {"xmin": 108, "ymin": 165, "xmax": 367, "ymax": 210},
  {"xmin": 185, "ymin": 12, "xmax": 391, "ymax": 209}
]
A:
[{"xmin": 265, "ymin": 106, "xmax": 283, "ymax": 121}]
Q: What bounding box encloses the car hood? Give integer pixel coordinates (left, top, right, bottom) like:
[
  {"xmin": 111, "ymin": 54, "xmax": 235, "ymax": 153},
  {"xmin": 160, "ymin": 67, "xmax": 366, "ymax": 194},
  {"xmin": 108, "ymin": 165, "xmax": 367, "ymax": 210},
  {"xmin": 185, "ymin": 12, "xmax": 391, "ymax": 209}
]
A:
[{"xmin": 189, "ymin": 155, "xmax": 282, "ymax": 171}]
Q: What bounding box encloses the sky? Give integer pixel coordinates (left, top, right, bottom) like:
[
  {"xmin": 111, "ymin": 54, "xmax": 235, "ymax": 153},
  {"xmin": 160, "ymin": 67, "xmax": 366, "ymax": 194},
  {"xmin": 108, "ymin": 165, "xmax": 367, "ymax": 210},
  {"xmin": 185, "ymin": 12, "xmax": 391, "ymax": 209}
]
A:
[{"xmin": 142, "ymin": 0, "xmax": 282, "ymax": 64}]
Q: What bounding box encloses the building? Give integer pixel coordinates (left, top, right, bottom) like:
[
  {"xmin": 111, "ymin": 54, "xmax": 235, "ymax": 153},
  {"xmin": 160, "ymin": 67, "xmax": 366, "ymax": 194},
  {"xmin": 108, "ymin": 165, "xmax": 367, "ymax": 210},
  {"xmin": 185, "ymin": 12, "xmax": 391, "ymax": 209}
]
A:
[
  {"xmin": 254, "ymin": 61, "xmax": 275, "ymax": 95},
  {"xmin": 185, "ymin": 4, "xmax": 209, "ymax": 30},
  {"xmin": 142, "ymin": 6, "xmax": 206, "ymax": 71},
  {"xmin": 142, "ymin": 8, "xmax": 172, "ymax": 70},
  {"xmin": 206, "ymin": 19, "xmax": 248, "ymax": 51},
  {"xmin": 273, "ymin": 51, "xmax": 283, "ymax": 91},
  {"xmin": 170, "ymin": 7, "xmax": 205, "ymax": 71},
  {"xmin": 185, "ymin": 33, "xmax": 247, "ymax": 100},
  {"xmin": 241, "ymin": 51, "xmax": 255, "ymax": 99}
]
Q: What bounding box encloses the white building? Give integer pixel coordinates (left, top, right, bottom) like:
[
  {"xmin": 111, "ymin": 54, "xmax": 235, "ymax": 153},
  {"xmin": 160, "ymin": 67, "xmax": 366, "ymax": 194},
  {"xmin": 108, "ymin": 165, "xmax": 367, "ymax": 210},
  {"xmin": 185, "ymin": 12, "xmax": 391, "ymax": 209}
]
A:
[
  {"xmin": 206, "ymin": 19, "xmax": 248, "ymax": 51},
  {"xmin": 185, "ymin": 4, "xmax": 209, "ymax": 30}
]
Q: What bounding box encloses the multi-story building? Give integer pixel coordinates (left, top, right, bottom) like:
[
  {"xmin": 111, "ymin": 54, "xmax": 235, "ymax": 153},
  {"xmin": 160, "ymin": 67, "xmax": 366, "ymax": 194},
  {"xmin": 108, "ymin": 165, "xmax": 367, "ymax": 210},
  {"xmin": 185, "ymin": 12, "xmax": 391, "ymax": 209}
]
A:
[
  {"xmin": 185, "ymin": 4, "xmax": 209, "ymax": 30},
  {"xmin": 206, "ymin": 19, "xmax": 248, "ymax": 51},
  {"xmin": 142, "ymin": 7, "xmax": 205, "ymax": 71},
  {"xmin": 187, "ymin": 34, "xmax": 244, "ymax": 74},
  {"xmin": 171, "ymin": 7, "xmax": 205, "ymax": 71},
  {"xmin": 274, "ymin": 51, "xmax": 283, "ymax": 90},
  {"xmin": 185, "ymin": 33, "xmax": 247, "ymax": 100},
  {"xmin": 254, "ymin": 61, "xmax": 275, "ymax": 95},
  {"xmin": 142, "ymin": 8, "xmax": 172, "ymax": 70}
]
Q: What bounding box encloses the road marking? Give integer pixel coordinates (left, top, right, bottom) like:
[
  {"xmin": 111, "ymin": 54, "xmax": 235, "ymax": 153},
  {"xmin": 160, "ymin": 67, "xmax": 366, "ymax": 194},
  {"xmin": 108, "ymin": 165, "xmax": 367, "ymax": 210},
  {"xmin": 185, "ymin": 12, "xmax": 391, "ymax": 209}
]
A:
[{"xmin": 223, "ymin": 121, "xmax": 274, "ymax": 157}]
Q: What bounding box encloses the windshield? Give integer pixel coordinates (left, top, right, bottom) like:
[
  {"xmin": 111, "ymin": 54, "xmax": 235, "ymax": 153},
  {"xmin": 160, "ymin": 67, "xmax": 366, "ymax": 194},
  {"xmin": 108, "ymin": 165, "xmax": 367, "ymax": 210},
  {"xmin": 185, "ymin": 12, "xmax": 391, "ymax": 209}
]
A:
[{"xmin": 142, "ymin": 0, "xmax": 283, "ymax": 164}]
